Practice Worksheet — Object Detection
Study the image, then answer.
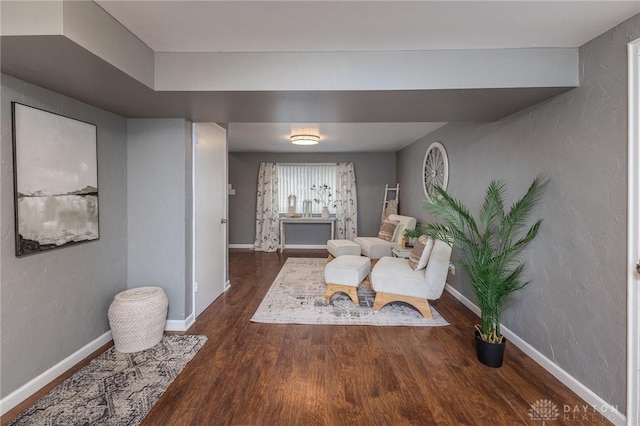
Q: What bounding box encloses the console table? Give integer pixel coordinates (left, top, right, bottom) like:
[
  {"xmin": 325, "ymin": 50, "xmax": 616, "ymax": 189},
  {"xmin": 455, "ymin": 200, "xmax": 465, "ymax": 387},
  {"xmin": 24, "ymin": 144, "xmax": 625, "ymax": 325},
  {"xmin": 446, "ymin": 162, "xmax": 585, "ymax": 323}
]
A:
[{"xmin": 279, "ymin": 217, "xmax": 336, "ymax": 252}]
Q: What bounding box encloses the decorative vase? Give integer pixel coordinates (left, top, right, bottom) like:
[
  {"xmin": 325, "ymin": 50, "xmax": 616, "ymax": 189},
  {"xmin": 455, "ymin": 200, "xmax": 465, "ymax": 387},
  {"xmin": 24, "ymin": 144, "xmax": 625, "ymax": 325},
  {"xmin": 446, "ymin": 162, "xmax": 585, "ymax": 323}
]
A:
[
  {"xmin": 303, "ymin": 200, "xmax": 312, "ymax": 218},
  {"xmin": 321, "ymin": 206, "xmax": 330, "ymax": 218},
  {"xmin": 287, "ymin": 194, "xmax": 297, "ymax": 214},
  {"xmin": 475, "ymin": 330, "xmax": 506, "ymax": 368}
]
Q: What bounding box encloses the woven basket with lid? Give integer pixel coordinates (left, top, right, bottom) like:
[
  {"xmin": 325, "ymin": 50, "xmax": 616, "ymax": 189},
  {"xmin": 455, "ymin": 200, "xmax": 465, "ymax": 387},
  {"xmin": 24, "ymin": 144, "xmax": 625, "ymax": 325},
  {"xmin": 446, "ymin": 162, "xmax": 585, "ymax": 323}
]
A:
[{"xmin": 108, "ymin": 286, "xmax": 168, "ymax": 353}]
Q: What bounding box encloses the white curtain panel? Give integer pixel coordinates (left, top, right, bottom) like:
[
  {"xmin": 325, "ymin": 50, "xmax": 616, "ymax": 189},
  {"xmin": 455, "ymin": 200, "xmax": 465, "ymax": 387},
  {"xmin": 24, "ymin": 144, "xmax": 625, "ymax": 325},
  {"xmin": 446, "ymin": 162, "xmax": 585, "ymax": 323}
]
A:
[
  {"xmin": 335, "ymin": 162, "xmax": 358, "ymax": 240},
  {"xmin": 253, "ymin": 162, "xmax": 280, "ymax": 252}
]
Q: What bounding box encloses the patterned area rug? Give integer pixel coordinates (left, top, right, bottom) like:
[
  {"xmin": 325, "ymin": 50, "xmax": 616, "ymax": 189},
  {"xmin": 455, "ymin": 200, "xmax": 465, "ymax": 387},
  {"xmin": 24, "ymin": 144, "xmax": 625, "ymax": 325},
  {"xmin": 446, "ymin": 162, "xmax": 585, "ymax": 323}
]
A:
[
  {"xmin": 251, "ymin": 258, "xmax": 449, "ymax": 326},
  {"xmin": 9, "ymin": 335, "xmax": 207, "ymax": 426}
]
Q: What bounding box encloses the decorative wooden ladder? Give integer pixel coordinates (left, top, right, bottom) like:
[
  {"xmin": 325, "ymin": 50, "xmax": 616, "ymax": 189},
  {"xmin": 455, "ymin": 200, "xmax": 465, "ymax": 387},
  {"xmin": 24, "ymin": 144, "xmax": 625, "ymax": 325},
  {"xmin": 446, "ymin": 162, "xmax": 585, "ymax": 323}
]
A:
[{"xmin": 381, "ymin": 183, "xmax": 400, "ymax": 222}]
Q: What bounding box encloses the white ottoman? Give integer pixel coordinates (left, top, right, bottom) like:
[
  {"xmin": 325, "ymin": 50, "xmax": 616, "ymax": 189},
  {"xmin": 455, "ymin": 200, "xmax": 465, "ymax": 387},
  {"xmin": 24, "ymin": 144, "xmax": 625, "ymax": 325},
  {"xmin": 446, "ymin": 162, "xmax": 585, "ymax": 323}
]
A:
[
  {"xmin": 353, "ymin": 237, "xmax": 395, "ymax": 259},
  {"xmin": 327, "ymin": 239, "xmax": 361, "ymax": 259},
  {"xmin": 324, "ymin": 255, "xmax": 371, "ymax": 304},
  {"xmin": 108, "ymin": 286, "xmax": 168, "ymax": 353}
]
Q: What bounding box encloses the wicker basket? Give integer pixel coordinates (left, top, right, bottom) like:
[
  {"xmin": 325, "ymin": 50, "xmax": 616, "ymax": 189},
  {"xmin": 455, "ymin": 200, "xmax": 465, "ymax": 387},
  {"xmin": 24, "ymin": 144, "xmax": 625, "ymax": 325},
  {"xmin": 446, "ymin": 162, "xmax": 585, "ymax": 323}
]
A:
[{"xmin": 108, "ymin": 286, "xmax": 168, "ymax": 353}]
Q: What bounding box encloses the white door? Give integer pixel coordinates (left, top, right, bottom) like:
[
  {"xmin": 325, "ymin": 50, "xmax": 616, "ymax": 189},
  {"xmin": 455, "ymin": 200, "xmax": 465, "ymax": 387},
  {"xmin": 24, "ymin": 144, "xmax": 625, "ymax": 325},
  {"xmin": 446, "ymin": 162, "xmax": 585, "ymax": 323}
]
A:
[
  {"xmin": 194, "ymin": 122, "xmax": 228, "ymax": 317},
  {"xmin": 627, "ymin": 38, "xmax": 640, "ymax": 426}
]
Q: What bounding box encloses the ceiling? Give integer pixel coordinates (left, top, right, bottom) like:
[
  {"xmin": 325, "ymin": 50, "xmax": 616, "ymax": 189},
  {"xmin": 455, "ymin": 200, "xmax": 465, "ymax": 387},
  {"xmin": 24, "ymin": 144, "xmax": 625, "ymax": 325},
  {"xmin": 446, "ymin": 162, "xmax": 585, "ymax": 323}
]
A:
[
  {"xmin": 97, "ymin": 1, "xmax": 639, "ymax": 53},
  {"xmin": 228, "ymin": 122, "xmax": 447, "ymax": 153},
  {"xmin": 5, "ymin": 1, "xmax": 640, "ymax": 153}
]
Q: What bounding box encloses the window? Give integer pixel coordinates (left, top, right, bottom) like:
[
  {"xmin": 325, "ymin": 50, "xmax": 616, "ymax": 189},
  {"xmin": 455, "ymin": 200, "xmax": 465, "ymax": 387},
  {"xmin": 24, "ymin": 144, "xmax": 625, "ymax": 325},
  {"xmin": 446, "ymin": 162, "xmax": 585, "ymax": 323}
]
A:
[{"xmin": 277, "ymin": 163, "xmax": 336, "ymax": 214}]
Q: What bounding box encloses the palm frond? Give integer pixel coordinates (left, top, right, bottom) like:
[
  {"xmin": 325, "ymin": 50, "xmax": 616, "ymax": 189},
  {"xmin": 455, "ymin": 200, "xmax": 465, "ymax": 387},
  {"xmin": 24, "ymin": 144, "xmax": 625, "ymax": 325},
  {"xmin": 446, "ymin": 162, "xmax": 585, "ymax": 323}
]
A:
[
  {"xmin": 499, "ymin": 174, "xmax": 548, "ymax": 248},
  {"xmin": 421, "ymin": 223, "xmax": 462, "ymax": 246},
  {"xmin": 479, "ymin": 179, "xmax": 507, "ymax": 238},
  {"xmin": 501, "ymin": 220, "xmax": 542, "ymax": 260},
  {"xmin": 425, "ymin": 185, "xmax": 481, "ymax": 238}
]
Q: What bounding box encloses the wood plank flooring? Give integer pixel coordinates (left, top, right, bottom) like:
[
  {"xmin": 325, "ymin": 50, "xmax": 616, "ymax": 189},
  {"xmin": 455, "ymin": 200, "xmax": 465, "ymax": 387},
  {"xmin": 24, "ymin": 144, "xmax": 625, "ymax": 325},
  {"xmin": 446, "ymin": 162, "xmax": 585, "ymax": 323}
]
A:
[{"xmin": 3, "ymin": 249, "xmax": 613, "ymax": 425}]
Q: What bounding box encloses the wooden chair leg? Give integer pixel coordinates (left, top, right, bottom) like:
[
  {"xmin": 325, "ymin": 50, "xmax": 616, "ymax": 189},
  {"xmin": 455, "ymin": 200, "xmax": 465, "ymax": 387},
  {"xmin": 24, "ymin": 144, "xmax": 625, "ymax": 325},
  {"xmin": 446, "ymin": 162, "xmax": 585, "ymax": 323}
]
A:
[
  {"xmin": 372, "ymin": 293, "xmax": 386, "ymax": 311},
  {"xmin": 362, "ymin": 258, "xmax": 380, "ymax": 289},
  {"xmin": 410, "ymin": 298, "xmax": 433, "ymax": 320},
  {"xmin": 361, "ymin": 276, "xmax": 371, "ymax": 289},
  {"xmin": 359, "ymin": 258, "xmax": 376, "ymax": 289},
  {"xmin": 327, "ymin": 253, "xmax": 335, "ymax": 262},
  {"xmin": 325, "ymin": 284, "xmax": 359, "ymax": 305},
  {"xmin": 372, "ymin": 291, "xmax": 433, "ymax": 320}
]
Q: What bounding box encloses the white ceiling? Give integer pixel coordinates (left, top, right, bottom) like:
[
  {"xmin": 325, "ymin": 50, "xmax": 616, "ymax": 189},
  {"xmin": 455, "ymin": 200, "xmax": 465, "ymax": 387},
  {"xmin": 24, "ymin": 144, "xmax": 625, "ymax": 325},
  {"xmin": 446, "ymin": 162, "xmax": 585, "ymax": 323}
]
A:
[
  {"xmin": 92, "ymin": 1, "xmax": 640, "ymax": 152},
  {"xmin": 97, "ymin": 1, "xmax": 640, "ymax": 53},
  {"xmin": 228, "ymin": 122, "xmax": 447, "ymax": 152}
]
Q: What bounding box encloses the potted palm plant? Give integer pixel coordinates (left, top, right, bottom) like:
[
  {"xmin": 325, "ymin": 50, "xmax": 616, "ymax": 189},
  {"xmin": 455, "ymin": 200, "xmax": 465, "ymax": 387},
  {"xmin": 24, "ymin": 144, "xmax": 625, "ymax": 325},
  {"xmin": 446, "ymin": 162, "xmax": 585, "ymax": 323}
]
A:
[
  {"xmin": 422, "ymin": 175, "xmax": 548, "ymax": 367},
  {"xmin": 403, "ymin": 228, "xmax": 422, "ymax": 247}
]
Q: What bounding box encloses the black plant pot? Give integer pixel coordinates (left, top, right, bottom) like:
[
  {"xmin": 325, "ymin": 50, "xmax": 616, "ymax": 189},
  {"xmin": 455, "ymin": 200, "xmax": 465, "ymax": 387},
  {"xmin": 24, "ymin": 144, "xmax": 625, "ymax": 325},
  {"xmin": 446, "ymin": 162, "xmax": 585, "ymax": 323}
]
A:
[{"xmin": 475, "ymin": 330, "xmax": 506, "ymax": 368}]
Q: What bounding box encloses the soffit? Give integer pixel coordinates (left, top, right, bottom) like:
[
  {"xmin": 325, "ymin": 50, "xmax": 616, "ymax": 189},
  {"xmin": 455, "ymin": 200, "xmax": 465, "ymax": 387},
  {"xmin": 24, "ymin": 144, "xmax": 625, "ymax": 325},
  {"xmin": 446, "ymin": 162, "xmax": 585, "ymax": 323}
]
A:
[{"xmin": 96, "ymin": 1, "xmax": 640, "ymax": 53}]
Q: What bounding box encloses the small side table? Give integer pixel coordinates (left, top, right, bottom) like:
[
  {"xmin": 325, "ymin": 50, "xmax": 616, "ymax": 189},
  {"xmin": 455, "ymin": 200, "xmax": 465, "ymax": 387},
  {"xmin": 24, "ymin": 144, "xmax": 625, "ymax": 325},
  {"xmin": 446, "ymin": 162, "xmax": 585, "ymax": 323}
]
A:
[{"xmin": 392, "ymin": 246, "xmax": 413, "ymax": 259}]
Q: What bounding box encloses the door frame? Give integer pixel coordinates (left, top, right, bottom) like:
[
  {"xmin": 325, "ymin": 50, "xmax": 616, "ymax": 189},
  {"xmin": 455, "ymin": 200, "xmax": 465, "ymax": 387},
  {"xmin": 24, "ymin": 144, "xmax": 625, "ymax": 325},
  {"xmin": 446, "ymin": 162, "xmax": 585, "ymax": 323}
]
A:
[{"xmin": 627, "ymin": 37, "xmax": 640, "ymax": 425}]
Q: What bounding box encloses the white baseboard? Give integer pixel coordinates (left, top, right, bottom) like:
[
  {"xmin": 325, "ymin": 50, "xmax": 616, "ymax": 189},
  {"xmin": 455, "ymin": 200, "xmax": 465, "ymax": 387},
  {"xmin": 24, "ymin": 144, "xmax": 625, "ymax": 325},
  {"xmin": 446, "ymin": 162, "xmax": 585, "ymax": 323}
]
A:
[
  {"xmin": 223, "ymin": 280, "xmax": 231, "ymax": 292},
  {"xmin": 165, "ymin": 313, "xmax": 195, "ymax": 332},
  {"xmin": 283, "ymin": 244, "xmax": 327, "ymax": 249},
  {"xmin": 0, "ymin": 315, "xmax": 198, "ymax": 415},
  {"xmin": 444, "ymin": 284, "xmax": 481, "ymax": 316},
  {"xmin": 0, "ymin": 330, "xmax": 113, "ymax": 416},
  {"xmin": 228, "ymin": 244, "xmax": 328, "ymax": 250},
  {"xmin": 444, "ymin": 284, "xmax": 626, "ymax": 426}
]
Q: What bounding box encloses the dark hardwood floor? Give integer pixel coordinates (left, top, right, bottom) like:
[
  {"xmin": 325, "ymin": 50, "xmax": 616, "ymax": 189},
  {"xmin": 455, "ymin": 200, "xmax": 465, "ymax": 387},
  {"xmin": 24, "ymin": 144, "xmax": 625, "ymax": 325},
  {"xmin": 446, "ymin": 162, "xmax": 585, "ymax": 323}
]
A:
[{"xmin": 3, "ymin": 249, "xmax": 612, "ymax": 425}]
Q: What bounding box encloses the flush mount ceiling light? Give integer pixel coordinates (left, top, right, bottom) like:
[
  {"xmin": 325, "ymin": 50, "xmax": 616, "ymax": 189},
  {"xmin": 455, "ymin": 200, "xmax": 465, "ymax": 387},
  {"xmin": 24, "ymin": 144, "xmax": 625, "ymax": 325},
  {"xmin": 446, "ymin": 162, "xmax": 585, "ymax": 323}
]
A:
[{"xmin": 290, "ymin": 134, "xmax": 320, "ymax": 145}]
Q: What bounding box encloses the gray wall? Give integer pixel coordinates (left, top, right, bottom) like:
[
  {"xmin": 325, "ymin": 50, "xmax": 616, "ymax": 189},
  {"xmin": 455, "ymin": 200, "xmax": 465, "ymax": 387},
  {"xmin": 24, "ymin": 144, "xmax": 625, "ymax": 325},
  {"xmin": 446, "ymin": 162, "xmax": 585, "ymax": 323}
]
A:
[
  {"xmin": 0, "ymin": 74, "xmax": 128, "ymax": 398},
  {"xmin": 397, "ymin": 14, "xmax": 640, "ymax": 411},
  {"xmin": 228, "ymin": 152, "xmax": 397, "ymax": 245},
  {"xmin": 127, "ymin": 119, "xmax": 190, "ymax": 321}
]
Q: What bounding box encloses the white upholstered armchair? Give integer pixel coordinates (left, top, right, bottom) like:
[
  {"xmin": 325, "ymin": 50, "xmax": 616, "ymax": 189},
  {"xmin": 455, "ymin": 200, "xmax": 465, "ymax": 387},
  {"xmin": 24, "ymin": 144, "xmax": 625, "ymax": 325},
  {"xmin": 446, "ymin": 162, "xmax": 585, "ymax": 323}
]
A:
[
  {"xmin": 353, "ymin": 214, "xmax": 417, "ymax": 260},
  {"xmin": 370, "ymin": 238, "xmax": 452, "ymax": 319}
]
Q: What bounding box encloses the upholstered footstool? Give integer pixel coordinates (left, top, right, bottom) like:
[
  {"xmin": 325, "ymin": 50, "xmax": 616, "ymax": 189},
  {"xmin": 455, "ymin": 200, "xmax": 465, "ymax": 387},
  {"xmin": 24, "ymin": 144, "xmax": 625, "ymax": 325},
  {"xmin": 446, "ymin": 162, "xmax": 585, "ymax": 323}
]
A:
[
  {"xmin": 324, "ymin": 255, "xmax": 371, "ymax": 305},
  {"xmin": 327, "ymin": 239, "xmax": 361, "ymax": 261}
]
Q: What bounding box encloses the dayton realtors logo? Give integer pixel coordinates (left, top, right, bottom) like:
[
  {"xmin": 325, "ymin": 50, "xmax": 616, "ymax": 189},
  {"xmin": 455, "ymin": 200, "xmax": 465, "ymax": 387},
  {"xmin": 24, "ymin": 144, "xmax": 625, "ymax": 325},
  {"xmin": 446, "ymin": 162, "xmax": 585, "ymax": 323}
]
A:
[
  {"xmin": 529, "ymin": 399, "xmax": 560, "ymax": 424},
  {"xmin": 529, "ymin": 399, "xmax": 619, "ymax": 423}
]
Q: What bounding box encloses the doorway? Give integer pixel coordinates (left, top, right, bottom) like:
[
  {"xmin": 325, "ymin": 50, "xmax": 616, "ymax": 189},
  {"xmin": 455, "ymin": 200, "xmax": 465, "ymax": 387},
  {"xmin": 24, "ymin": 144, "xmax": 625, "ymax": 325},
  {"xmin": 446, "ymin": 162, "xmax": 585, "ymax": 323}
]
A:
[
  {"xmin": 627, "ymin": 37, "xmax": 640, "ymax": 425},
  {"xmin": 193, "ymin": 122, "xmax": 229, "ymax": 318}
]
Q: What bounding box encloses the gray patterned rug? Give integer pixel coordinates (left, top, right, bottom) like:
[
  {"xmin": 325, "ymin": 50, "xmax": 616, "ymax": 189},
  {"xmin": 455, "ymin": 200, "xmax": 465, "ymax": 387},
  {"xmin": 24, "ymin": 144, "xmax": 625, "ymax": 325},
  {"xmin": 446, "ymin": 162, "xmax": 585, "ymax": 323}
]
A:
[
  {"xmin": 251, "ymin": 258, "xmax": 449, "ymax": 326},
  {"xmin": 9, "ymin": 335, "xmax": 207, "ymax": 426}
]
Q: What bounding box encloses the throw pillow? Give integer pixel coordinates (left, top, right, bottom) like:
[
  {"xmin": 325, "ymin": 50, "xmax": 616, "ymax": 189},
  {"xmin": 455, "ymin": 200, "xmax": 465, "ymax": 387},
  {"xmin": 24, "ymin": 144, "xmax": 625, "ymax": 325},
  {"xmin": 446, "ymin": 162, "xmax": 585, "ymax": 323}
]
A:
[
  {"xmin": 378, "ymin": 219, "xmax": 399, "ymax": 241},
  {"xmin": 408, "ymin": 235, "xmax": 434, "ymax": 271},
  {"xmin": 416, "ymin": 236, "xmax": 435, "ymax": 270}
]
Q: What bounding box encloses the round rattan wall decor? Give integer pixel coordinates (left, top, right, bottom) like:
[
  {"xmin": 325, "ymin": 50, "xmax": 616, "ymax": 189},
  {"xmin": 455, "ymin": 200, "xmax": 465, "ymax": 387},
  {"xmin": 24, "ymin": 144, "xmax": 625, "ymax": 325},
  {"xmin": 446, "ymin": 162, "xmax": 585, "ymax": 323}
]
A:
[{"xmin": 422, "ymin": 141, "xmax": 449, "ymax": 198}]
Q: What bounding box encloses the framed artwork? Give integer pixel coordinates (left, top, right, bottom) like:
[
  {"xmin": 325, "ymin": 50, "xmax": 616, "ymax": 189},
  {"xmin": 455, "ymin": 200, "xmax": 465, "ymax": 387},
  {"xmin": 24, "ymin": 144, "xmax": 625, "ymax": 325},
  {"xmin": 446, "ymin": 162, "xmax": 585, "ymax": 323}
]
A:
[{"xmin": 12, "ymin": 102, "xmax": 99, "ymax": 256}]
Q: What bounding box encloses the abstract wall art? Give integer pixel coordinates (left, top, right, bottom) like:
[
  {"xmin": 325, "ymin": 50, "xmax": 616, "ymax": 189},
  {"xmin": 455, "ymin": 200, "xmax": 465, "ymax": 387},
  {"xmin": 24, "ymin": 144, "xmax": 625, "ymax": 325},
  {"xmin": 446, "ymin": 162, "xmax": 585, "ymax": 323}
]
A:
[{"xmin": 12, "ymin": 102, "xmax": 99, "ymax": 256}]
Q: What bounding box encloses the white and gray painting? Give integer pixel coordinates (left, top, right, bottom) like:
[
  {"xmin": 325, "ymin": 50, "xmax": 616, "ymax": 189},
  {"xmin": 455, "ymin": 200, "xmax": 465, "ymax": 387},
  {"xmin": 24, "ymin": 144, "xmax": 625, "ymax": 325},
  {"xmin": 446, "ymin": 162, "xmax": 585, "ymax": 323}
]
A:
[{"xmin": 14, "ymin": 103, "xmax": 99, "ymax": 255}]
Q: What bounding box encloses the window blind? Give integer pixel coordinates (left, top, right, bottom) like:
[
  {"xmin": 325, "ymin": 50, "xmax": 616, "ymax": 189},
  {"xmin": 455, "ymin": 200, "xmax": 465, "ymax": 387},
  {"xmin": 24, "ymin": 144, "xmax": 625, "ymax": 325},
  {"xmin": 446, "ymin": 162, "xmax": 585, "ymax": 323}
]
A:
[{"xmin": 277, "ymin": 163, "xmax": 336, "ymax": 214}]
